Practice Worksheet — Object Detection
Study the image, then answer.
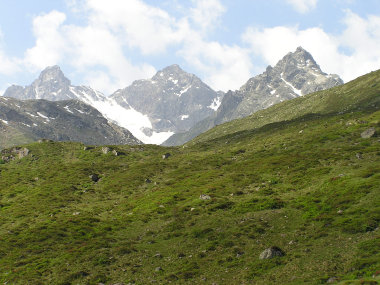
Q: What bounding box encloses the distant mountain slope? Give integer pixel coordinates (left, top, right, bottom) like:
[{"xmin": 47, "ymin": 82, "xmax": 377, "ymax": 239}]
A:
[
  {"xmin": 163, "ymin": 47, "xmax": 343, "ymax": 146},
  {"xmin": 0, "ymin": 97, "xmax": 141, "ymax": 149},
  {"xmin": 4, "ymin": 65, "xmax": 223, "ymax": 144},
  {"xmin": 188, "ymin": 69, "xmax": 380, "ymax": 145}
]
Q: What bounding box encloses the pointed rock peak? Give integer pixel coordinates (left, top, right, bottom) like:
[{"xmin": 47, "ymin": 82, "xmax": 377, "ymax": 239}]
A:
[
  {"xmin": 152, "ymin": 64, "xmax": 191, "ymax": 81},
  {"xmin": 162, "ymin": 64, "xmax": 185, "ymax": 74},
  {"xmin": 38, "ymin": 65, "xmax": 70, "ymax": 85},
  {"xmin": 288, "ymin": 46, "xmax": 315, "ymax": 62}
]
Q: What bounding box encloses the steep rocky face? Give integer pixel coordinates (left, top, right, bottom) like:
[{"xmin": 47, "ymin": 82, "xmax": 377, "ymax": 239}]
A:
[
  {"xmin": 111, "ymin": 64, "xmax": 223, "ymax": 134},
  {"xmin": 163, "ymin": 47, "xmax": 344, "ymax": 146},
  {"xmin": 0, "ymin": 97, "xmax": 141, "ymax": 149},
  {"xmin": 220, "ymin": 46, "xmax": 343, "ymax": 123}
]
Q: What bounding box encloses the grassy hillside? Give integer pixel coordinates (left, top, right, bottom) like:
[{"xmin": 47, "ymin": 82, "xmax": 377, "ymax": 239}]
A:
[{"xmin": 0, "ymin": 71, "xmax": 379, "ymax": 284}]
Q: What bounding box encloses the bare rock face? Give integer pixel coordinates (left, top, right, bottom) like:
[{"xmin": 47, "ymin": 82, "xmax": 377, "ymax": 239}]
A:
[{"xmin": 259, "ymin": 246, "xmax": 285, "ymax": 259}]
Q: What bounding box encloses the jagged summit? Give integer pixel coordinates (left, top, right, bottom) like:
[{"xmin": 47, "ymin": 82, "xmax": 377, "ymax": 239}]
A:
[{"xmin": 164, "ymin": 47, "xmax": 344, "ymax": 146}]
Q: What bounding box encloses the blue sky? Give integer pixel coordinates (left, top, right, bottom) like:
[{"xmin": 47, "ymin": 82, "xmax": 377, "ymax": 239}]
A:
[{"xmin": 0, "ymin": 0, "xmax": 380, "ymax": 95}]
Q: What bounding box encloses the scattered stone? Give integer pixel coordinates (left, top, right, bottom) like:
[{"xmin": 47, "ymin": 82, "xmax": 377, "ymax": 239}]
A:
[
  {"xmin": 154, "ymin": 253, "xmax": 163, "ymax": 258},
  {"xmin": 1, "ymin": 147, "xmax": 30, "ymax": 162},
  {"xmin": 102, "ymin": 147, "xmax": 111, "ymax": 154},
  {"xmin": 38, "ymin": 139, "xmax": 53, "ymax": 143},
  {"xmin": 145, "ymin": 178, "xmax": 152, "ymax": 183},
  {"xmin": 83, "ymin": 146, "xmax": 94, "ymax": 151},
  {"xmin": 72, "ymin": 212, "xmax": 80, "ymax": 216},
  {"xmin": 337, "ymin": 209, "xmax": 343, "ymax": 214},
  {"xmin": 356, "ymin": 153, "xmax": 363, "ymax": 159},
  {"xmin": 159, "ymin": 205, "xmax": 165, "ymax": 208},
  {"xmin": 299, "ymin": 130, "xmax": 304, "ymax": 134},
  {"xmin": 90, "ymin": 174, "xmax": 100, "ymax": 182},
  {"xmin": 162, "ymin": 153, "xmax": 171, "ymax": 159},
  {"xmin": 112, "ymin": 149, "xmax": 119, "ymax": 156},
  {"xmin": 326, "ymin": 277, "xmax": 338, "ymax": 283},
  {"xmin": 190, "ymin": 208, "xmax": 195, "ymax": 211},
  {"xmin": 199, "ymin": 194, "xmax": 211, "ymax": 200},
  {"xmin": 259, "ymin": 246, "xmax": 285, "ymax": 259},
  {"xmin": 155, "ymin": 267, "xmax": 163, "ymax": 272},
  {"xmin": 361, "ymin": 127, "xmax": 376, "ymax": 138}
]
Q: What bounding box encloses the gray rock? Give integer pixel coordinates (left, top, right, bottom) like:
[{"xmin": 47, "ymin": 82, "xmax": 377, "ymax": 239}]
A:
[
  {"xmin": 356, "ymin": 153, "xmax": 363, "ymax": 159},
  {"xmin": 259, "ymin": 246, "xmax": 285, "ymax": 259},
  {"xmin": 199, "ymin": 194, "xmax": 211, "ymax": 200},
  {"xmin": 89, "ymin": 174, "xmax": 99, "ymax": 182},
  {"xmin": 1, "ymin": 147, "xmax": 30, "ymax": 162},
  {"xmin": 162, "ymin": 153, "xmax": 171, "ymax": 159},
  {"xmin": 155, "ymin": 267, "xmax": 163, "ymax": 272},
  {"xmin": 112, "ymin": 149, "xmax": 119, "ymax": 156},
  {"xmin": 102, "ymin": 147, "xmax": 111, "ymax": 154},
  {"xmin": 361, "ymin": 127, "xmax": 376, "ymax": 138},
  {"xmin": 145, "ymin": 178, "xmax": 152, "ymax": 183},
  {"xmin": 326, "ymin": 277, "xmax": 338, "ymax": 283}
]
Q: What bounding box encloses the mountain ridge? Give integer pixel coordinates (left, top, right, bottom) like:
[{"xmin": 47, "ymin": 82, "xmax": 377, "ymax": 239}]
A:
[{"xmin": 163, "ymin": 47, "xmax": 343, "ymax": 146}]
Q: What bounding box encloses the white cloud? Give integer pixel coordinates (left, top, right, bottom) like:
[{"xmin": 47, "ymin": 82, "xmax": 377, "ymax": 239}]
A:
[
  {"xmin": 243, "ymin": 10, "xmax": 380, "ymax": 82},
  {"xmin": 285, "ymin": 0, "xmax": 318, "ymax": 13},
  {"xmin": 179, "ymin": 35, "xmax": 252, "ymax": 91},
  {"xmin": 24, "ymin": 11, "xmax": 67, "ymax": 70},
  {"xmin": 190, "ymin": 0, "xmax": 226, "ymax": 34},
  {"xmin": 83, "ymin": 0, "xmax": 186, "ymax": 55}
]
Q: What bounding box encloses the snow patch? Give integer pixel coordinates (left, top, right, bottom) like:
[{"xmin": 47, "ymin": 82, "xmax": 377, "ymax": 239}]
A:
[
  {"xmin": 180, "ymin": 115, "xmax": 189, "ymax": 120},
  {"xmin": 178, "ymin": 85, "xmax": 191, "ymax": 96},
  {"xmin": 1, "ymin": 119, "xmax": 8, "ymax": 125},
  {"xmin": 281, "ymin": 73, "xmax": 302, "ymax": 96},
  {"xmin": 75, "ymin": 109, "xmax": 85, "ymax": 114},
  {"xmin": 69, "ymin": 86, "xmax": 172, "ymax": 144},
  {"xmin": 64, "ymin": 106, "xmax": 74, "ymax": 114},
  {"xmin": 270, "ymin": 90, "xmax": 276, "ymax": 95},
  {"xmin": 37, "ymin": 112, "xmax": 50, "ymax": 121},
  {"xmin": 208, "ymin": 97, "xmax": 222, "ymax": 111}
]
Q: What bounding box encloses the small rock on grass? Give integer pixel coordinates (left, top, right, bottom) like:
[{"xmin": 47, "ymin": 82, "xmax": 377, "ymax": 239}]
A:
[{"xmin": 259, "ymin": 246, "xmax": 285, "ymax": 259}]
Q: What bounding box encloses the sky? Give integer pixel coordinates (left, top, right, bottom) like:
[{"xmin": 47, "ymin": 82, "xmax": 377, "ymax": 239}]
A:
[{"xmin": 0, "ymin": 0, "xmax": 380, "ymax": 96}]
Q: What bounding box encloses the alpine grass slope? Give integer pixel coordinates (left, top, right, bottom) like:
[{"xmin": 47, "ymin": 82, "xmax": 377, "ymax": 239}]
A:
[{"xmin": 0, "ymin": 70, "xmax": 379, "ymax": 284}]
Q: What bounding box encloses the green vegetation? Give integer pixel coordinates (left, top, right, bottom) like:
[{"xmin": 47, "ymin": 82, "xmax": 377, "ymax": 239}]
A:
[{"xmin": 0, "ymin": 70, "xmax": 379, "ymax": 284}]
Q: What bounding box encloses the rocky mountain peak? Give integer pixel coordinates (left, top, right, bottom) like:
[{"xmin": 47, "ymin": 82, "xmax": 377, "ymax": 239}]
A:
[
  {"xmin": 151, "ymin": 64, "xmax": 191, "ymax": 82},
  {"xmin": 277, "ymin": 46, "xmax": 320, "ymax": 74},
  {"xmin": 36, "ymin": 65, "xmax": 71, "ymax": 86}
]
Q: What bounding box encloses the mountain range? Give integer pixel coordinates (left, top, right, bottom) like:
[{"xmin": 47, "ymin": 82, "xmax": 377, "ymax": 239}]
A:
[{"xmin": 3, "ymin": 47, "xmax": 343, "ymax": 147}]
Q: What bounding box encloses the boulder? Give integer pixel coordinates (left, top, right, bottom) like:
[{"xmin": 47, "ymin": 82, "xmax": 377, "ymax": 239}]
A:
[
  {"xmin": 162, "ymin": 153, "xmax": 171, "ymax": 159},
  {"xmin": 199, "ymin": 194, "xmax": 211, "ymax": 200},
  {"xmin": 102, "ymin": 147, "xmax": 110, "ymax": 154},
  {"xmin": 89, "ymin": 174, "xmax": 100, "ymax": 182},
  {"xmin": 361, "ymin": 127, "xmax": 376, "ymax": 138},
  {"xmin": 259, "ymin": 246, "xmax": 285, "ymax": 259}
]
